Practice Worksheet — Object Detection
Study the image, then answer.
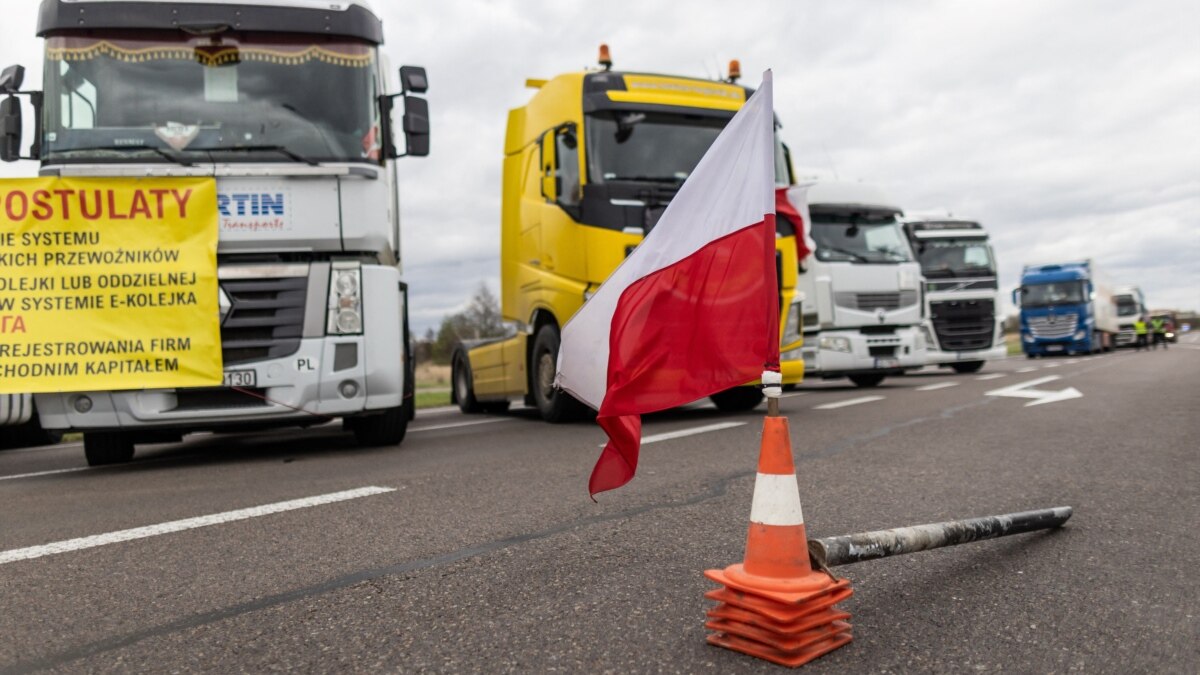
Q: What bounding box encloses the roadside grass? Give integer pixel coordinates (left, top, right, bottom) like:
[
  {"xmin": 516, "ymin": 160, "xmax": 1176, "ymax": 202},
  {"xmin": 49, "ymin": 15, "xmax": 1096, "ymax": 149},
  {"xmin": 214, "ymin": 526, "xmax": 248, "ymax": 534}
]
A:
[
  {"xmin": 415, "ymin": 362, "xmax": 452, "ymax": 409},
  {"xmin": 1006, "ymin": 333, "xmax": 1023, "ymax": 355}
]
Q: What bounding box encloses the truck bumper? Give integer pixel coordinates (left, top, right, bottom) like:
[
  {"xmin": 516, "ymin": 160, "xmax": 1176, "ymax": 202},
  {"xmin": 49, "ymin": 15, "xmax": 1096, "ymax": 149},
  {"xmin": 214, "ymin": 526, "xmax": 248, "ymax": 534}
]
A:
[
  {"xmin": 37, "ymin": 337, "xmax": 374, "ymax": 431},
  {"xmin": 1023, "ymin": 337, "xmax": 1091, "ymax": 356},
  {"xmin": 925, "ymin": 345, "xmax": 1007, "ymax": 366},
  {"xmin": 802, "ymin": 327, "xmax": 924, "ymax": 379}
]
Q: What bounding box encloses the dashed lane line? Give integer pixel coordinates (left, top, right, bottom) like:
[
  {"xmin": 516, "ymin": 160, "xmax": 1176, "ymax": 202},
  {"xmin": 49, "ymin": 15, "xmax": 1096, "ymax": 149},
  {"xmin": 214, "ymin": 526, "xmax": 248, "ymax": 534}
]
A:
[
  {"xmin": 600, "ymin": 421, "xmax": 747, "ymax": 447},
  {"xmin": 1042, "ymin": 363, "xmax": 1062, "ymax": 368},
  {"xmin": 0, "ymin": 486, "xmax": 396, "ymax": 566},
  {"xmin": 915, "ymin": 382, "xmax": 959, "ymax": 392},
  {"xmin": 0, "ymin": 467, "xmax": 90, "ymax": 482},
  {"xmin": 1016, "ymin": 367, "xmax": 1037, "ymax": 373},
  {"xmin": 976, "ymin": 373, "xmax": 1007, "ymax": 381},
  {"xmin": 408, "ymin": 418, "xmax": 513, "ymax": 433},
  {"xmin": 814, "ymin": 396, "xmax": 885, "ymax": 410}
]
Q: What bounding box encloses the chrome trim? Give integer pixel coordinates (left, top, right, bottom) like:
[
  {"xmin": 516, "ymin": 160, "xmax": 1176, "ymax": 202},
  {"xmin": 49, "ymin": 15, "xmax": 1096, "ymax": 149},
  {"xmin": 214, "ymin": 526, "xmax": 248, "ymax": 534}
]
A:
[{"xmin": 218, "ymin": 264, "xmax": 309, "ymax": 280}]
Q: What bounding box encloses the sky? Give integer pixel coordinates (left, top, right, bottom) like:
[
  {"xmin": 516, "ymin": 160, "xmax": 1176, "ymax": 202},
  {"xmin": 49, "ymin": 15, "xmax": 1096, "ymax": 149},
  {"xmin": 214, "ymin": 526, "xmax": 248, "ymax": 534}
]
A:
[{"xmin": 1, "ymin": 0, "xmax": 1197, "ymax": 335}]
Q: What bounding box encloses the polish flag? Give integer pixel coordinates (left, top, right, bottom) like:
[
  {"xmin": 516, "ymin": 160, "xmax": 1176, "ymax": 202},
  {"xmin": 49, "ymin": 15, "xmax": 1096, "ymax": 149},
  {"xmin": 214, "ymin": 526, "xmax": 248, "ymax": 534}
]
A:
[
  {"xmin": 777, "ymin": 185, "xmax": 814, "ymax": 264},
  {"xmin": 556, "ymin": 71, "xmax": 779, "ymax": 498}
]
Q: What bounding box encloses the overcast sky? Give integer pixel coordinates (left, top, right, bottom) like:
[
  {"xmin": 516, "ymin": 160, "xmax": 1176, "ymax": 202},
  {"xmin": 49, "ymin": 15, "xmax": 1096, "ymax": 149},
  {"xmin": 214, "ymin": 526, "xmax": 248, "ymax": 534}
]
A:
[{"xmin": 2, "ymin": 0, "xmax": 1197, "ymax": 334}]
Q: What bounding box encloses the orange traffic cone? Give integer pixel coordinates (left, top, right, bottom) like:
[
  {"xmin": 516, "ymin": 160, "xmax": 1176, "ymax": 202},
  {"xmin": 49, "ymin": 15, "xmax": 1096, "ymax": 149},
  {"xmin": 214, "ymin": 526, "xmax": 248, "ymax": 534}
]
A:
[{"xmin": 704, "ymin": 414, "xmax": 853, "ymax": 667}]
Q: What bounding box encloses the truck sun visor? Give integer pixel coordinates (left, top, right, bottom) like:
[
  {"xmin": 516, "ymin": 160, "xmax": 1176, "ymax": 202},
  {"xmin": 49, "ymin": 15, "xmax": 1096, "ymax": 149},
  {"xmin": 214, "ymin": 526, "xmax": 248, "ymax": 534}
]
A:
[{"xmin": 37, "ymin": 1, "xmax": 384, "ymax": 44}]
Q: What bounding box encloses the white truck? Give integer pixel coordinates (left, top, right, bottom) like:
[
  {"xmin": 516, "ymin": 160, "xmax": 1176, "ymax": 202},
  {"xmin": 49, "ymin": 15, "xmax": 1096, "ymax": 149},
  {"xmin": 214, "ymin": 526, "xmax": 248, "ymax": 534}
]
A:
[
  {"xmin": 1112, "ymin": 285, "xmax": 1147, "ymax": 347},
  {"xmin": 1, "ymin": 0, "xmax": 429, "ymax": 465},
  {"xmin": 902, "ymin": 214, "xmax": 1005, "ymax": 373},
  {"xmin": 793, "ymin": 181, "xmax": 925, "ymax": 387}
]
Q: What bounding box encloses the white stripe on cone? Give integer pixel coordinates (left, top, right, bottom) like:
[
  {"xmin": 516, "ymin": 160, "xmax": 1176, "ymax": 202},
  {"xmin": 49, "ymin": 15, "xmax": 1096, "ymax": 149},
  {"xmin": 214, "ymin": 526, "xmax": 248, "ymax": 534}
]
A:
[{"xmin": 749, "ymin": 473, "xmax": 805, "ymax": 526}]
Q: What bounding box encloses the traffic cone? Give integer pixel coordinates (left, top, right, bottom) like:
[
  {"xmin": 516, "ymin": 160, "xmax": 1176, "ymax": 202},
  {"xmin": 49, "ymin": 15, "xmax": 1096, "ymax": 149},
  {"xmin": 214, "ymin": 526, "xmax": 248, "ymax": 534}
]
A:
[{"xmin": 704, "ymin": 415, "xmax": 853, "ymax": 667}]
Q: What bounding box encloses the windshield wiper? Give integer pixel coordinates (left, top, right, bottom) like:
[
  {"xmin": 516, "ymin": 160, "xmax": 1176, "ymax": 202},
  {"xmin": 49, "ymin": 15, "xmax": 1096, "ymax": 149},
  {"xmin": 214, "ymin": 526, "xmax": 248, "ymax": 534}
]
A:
[
  {"xmin": 821, "ymin": 247, "xmax": 871, "ymax": 262},
  {"xmin": 198, "ymin": 144, "xmax": 319, "ymax": 166},
  {"xmin": 60, "ymin": 145, "xmax": 195, "ymax": 167},
  {"xmin": 611, "ymin": 175, "xmax": 685, "ymax": 184}
]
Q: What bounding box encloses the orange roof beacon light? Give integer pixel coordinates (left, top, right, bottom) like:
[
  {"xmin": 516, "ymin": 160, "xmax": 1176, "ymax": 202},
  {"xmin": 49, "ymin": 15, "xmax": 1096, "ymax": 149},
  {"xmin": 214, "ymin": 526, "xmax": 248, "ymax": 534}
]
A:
[
  {"xmin": 598, "ymin": 43, "xmax": 613, "ymax": 71},
  {"xmin": 727, "ymin": 59, "xmax": 741, "ymax": 83}
]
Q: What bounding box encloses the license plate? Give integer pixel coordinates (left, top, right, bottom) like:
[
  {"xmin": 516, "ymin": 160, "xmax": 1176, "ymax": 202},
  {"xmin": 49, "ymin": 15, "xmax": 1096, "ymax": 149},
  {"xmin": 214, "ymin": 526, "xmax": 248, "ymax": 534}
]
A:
[
  {"xmin": 223, "ymin": 369, "xmax": 257, "ymax": 387},
  {"xmin": 875, "ymin": 357, "xmax": 899, "ymax": 369},
  {"xmin": 1046, "ymin": 345, "xmax": 1064, "ymax": 352}
]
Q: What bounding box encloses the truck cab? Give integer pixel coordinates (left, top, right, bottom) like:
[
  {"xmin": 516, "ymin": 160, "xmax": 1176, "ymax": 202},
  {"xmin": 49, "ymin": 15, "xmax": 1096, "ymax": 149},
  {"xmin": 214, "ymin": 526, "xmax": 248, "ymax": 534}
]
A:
[
  {"xmin": 1015, "ymin": 260, "xmax": 1115, "ymax": 356},
  {"xmin": 453, "ymin": 53, "xmax": 806, "ymax": 421},
  {"xmin": 1112, "ymin": 285, "xmax": 1147, "ymax": 347},
  {"xmin": 902, "ymin": 215, "xmax": 1005, "ymax": 373},
  {"xmin": 3, "ymin": 0, "xmax": 430, "ymax": 464},
  {"xmin": 795, "ymin": 181, "xmax": 926, "ymax": 387}
]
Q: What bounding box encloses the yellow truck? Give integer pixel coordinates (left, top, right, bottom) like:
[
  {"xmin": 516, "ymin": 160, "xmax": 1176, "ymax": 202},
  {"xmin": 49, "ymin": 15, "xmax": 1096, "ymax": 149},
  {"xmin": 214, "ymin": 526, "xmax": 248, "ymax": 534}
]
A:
[{"xmin": 452, "ymin": 50, "xmax": 805, "ymax": 422}]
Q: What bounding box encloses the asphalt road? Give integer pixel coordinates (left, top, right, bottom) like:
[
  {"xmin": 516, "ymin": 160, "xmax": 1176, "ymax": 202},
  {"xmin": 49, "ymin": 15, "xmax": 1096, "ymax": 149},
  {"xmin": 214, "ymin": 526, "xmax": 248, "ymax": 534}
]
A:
[{"xmin": 2, "ymin": 336, "xmax": 1198, "ymax": 673}]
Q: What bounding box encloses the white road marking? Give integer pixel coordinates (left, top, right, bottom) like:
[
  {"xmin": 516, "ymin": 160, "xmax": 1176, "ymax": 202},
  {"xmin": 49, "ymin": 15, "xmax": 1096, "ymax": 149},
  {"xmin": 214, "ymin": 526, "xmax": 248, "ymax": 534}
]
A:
[
  {"xmin": 814, "ymin": 396, "xmax": 885, "ymax": 410},
  {"xmin": 976, "ymin": 373, "xmax": 1007, "ymax": 381},
  {"xmin": 0, "ymin": 467, "xmax": 90, "ymax": 482},
  {"xmin": 779, "ymin": 392, "xmax": 808, "ymax": 398},
  {"xmin": 985, "ymin": 375, "xmax": 1082, "ymax": 407},
  {"xmin": 409, "ymin": 418, "xmax": 513, "ymax": 433},
  {"xmin": 602, "ymin": 421, "xmax": 747, "ymax": 447},
  {"xmin": 1042, "ymin": 363, "xmax": 1062, "ymax": 368},
  {"xmin": 915, "ymin": 382, "xmax": 959, "ymax": 392},
  {"xmin": 1016, "ymin": 367, "xmax": 1037, "ymax": 373},
  {"xmin": 0, "ymin": 486, "xmax": 395, "ymax": 566}
]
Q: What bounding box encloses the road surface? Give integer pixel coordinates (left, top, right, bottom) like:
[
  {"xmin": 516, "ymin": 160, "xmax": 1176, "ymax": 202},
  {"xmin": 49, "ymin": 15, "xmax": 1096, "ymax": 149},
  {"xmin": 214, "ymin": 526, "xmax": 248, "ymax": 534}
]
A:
[{"xmin": 2, "ymin": 336, "xmax": 1198, "ymax": 673}]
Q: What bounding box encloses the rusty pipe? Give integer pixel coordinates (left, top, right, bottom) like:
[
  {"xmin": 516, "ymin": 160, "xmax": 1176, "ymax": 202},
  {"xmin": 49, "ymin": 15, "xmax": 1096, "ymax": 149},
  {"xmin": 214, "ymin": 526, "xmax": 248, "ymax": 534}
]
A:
[{"xmin": 809, "ymin": 506, "xmax": 1073, "ymax": 568}]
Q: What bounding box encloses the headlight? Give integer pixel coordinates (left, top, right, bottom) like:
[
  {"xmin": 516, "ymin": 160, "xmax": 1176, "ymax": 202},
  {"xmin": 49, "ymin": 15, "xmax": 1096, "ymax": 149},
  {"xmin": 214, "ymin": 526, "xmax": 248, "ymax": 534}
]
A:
[
  {"xmin": 1073, "ymin": 330, "xmax": 1087, "ymax": 340},
  {"xmin": 781, "ymin": 301, "xmax": 803, "ymax": 346},
  {"xmin": 818, "ymin": 336, "xmax": 852, "ymax": 353},
  {"xmin": 1023, "ymin": 334, "xmax": 1034, "ymax": 343},
  {"xmin": 327, "ymin": 262, "xmax": 363, "ymax": 335},
  {"xmin": 781, "ymin": 347, "xmax": 804, "ymax": 362},
  {"xmin": 1166, "ymin": 332, "xmax": 1175, "ymax": 339}
]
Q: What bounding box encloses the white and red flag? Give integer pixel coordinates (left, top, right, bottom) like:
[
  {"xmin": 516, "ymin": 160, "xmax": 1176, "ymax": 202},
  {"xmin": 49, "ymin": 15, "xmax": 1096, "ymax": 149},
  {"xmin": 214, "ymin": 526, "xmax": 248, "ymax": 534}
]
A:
[{"xmin": 556, "ymin": 70, "xmax": 779, "ymax": 498}]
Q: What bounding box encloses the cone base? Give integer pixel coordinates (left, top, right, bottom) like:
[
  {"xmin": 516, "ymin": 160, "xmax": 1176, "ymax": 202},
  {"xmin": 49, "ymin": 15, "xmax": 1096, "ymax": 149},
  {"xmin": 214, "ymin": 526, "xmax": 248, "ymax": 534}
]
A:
[{"xmin": 705, "ymin": 564, "xmax": 853, "ymax": 668}]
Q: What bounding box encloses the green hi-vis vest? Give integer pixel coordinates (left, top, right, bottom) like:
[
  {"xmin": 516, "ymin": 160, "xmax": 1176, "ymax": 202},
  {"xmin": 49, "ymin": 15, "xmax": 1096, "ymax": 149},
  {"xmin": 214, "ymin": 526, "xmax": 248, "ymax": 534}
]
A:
[
  {"xmin": 1151, "ymin": 318, "xmax": 1166, "ymax": 333},
  {"xmin": 1134, "ymin": 320, "xmax": 1148, "ymax": 335}
]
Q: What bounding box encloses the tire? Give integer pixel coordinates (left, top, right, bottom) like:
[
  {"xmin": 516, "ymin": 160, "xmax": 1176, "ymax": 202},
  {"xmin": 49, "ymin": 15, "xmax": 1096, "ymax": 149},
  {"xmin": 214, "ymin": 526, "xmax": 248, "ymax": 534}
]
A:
[
  {"xmin": 1091, "ymin": 331, "xmax": 1101, "ymax": 355},
  {"xmin": 453, "ymin": 355, "xmax": 484, "ymax": 414},
  {"xmin": 951, "ymin": 361, "xmax": 985, "ymax": 374},
  {"xmin": 849, "ymin": 374, "xmax": 886, "ymax": 388},
  {"xmin": 531, "ymin": 325, "xmax": 588, "ymax": 423},
  {"xmin": 1026, "ymin": 353, "xmax": 1037, "ymax": 359},
  {"xmin": 352, "ymin": 399, "xmax": 411, "ymax": 447},
  {"xmin": 83, "ymin": 432, "xmax": 135, "ymax": 466},
  {"xmin": 709, "ymin": 387, "xmax": 764, "ymax": 412}
]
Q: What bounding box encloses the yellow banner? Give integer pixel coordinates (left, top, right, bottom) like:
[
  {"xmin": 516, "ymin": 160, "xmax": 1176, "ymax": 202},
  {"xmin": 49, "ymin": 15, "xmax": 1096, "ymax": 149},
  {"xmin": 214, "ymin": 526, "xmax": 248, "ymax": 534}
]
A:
[{"xmin": 0, "ymin": 177, "xmax": 221, "ymax": 393}]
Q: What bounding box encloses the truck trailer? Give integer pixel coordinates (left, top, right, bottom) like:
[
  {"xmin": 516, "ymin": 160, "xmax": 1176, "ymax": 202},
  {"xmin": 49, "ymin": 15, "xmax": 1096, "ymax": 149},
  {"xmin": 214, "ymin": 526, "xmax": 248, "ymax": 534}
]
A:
[
  {"xmin": 794, "ymin": 181, "xmax": 926, "ymax": 387},
  {"xmin": 1015, "ymin": 260, "xmax": 1118, "ymax": 356},
  {"xmin": 902, "ymin": 214, "xmax": 1005, "ymax": 373},
  {"xmin": 452, "ymin": 52, "xmax": 807, "ymax": 421},
  {"xmin": 3, "ymin": 0, "xmax": 430, "ymax": 465}
]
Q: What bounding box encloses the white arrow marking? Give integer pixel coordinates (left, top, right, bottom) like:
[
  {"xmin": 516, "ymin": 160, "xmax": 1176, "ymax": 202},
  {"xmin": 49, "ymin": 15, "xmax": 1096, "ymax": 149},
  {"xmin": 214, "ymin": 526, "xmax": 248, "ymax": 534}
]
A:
[{"xmin": 985, "ymin": 375, "xmax": 1082, "ymax": 407}]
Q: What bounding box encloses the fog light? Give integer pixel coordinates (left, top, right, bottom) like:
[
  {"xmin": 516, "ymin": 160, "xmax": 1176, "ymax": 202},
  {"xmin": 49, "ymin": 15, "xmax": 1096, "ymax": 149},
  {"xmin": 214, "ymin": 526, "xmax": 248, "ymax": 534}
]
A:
[
  {"xmin": 73, "ymin": 395, "xmax": 93, "ymax": 413},
  {"xmin": 339, "ymin": 380, "xmax": 359, "ymax": 399}
]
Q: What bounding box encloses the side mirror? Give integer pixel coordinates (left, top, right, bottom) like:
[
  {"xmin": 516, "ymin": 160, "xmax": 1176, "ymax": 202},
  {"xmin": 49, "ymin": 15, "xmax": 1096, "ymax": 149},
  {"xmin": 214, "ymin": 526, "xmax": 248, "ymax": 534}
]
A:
[
  {"xmin": 399, "ymin": 65, "xmax": 428, "ymax": 94},
  {"xmin": 0, "ymin": 65, "xmax": 24, "ymax": 94},
  {"xmin": 1011, "ymin": 288, "xmax": 1021, "ymax": 304},
  {"xmin": 1, "ymin": 96, "xmax": 22, "ymax": 163},
  {"xmin": 401, "ymin": 95, "xmax": 429, "ymax": 157}
]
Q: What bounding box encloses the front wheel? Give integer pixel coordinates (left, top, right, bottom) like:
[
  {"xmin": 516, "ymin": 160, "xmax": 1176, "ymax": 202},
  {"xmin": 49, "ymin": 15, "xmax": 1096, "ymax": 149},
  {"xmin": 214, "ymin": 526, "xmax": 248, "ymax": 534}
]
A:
[
  {"xmin": 849, "ymin": 374, "xmax": 886, "ymax": 388},
  {"xmin": 951, "ymin": 361, "xmax": 985, "ymax": 374},
  {"xmin": 83, "ymin": 432, "xmax": 135, "ymax": 466},
  {"xmin": 709, "ymin": 387, "xmax": 764, "ymax": 412},
  {"xmin": 531, "ymin": 325, "xmax": 589, "ymax": 423},
  {"xmin": 352, "ymin": 400, "xmax": 410, "ymax": 447},
  {"xmin": 453, "ymin": 355, "xmax": 483, "ymax": 414}
]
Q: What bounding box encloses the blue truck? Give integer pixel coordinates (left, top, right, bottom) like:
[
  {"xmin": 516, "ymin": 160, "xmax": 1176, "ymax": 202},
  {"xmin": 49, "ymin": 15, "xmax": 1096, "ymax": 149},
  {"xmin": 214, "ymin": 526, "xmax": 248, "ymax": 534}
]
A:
[{"xmin": 1014, "ymin": 260, "xmax": 1118, "ymax": 357}]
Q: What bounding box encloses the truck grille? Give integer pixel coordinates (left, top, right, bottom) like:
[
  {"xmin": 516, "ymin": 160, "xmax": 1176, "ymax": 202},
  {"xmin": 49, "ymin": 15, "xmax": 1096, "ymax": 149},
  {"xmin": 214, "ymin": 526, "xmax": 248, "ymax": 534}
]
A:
[
  {"xmin": 835, "ymin": 291, "xmax": 918, "ymax": 311},
  {"xmin": 174, "ymin": 388, "xmax": 270, "ymax": 411},
  {"xmin": 1027, "ymin": 313, "xmax": 1077, "ymax": 339},
  {"xmin": 930, "ymin": 299, "xmax": 995, "ymax": 351},
  {"xmin": 220, "ymin": 276, "xmax": 307, "ymax": 366}
]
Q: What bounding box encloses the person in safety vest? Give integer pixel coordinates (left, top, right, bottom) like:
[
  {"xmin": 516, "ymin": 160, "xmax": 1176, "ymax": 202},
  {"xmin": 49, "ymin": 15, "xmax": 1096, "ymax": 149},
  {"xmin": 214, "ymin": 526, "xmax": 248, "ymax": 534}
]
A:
[
  {"xmin": 1133, "ymin": 318, "xmax": 1149, "ymax": 351},
  {"xmin": 1151, "ymin": 316, "xmax": 1168, "ymax": 350}
]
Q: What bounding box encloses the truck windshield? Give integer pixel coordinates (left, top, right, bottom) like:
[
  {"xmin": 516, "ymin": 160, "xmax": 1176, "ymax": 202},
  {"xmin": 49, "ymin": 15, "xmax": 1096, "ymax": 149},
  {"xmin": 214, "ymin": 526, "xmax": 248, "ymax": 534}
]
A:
[
  {"xmin": 914, "ymin": 239, "xmax": 996, "ymax": 278},
  {"xmin": 1115, "ymin": 296, "xmax": 1141, "ymax": 316},
  {"xmin": 585, "ymin": 111, "xmax": 790, "ymax": 186},
  {"xmin": 1021, "ymin": 281, "xmax": 1086, "ymax": 307},
  {"xmin": 43, "ymin": 32, "xmax": 379, "ymax": 165},
  {"xmin": 811, "ymin": 214, "xmax": 913, "ymax": 263}
]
